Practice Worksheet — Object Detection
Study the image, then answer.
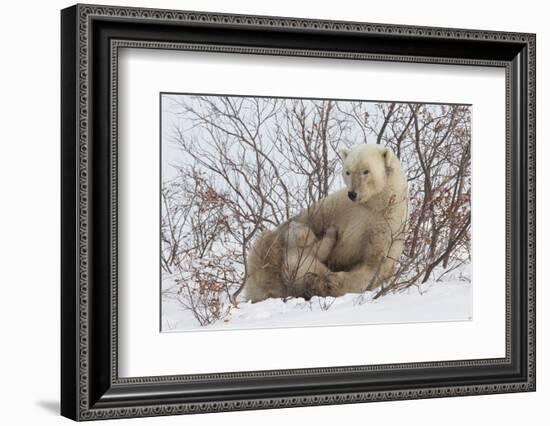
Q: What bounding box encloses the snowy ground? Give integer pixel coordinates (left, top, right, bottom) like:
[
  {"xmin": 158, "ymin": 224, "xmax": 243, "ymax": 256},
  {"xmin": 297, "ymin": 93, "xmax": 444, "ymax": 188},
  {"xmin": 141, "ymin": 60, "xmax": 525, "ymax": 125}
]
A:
[{"xmin": 161, "ymin": 264, "xmax": 472, "ymax": 332}]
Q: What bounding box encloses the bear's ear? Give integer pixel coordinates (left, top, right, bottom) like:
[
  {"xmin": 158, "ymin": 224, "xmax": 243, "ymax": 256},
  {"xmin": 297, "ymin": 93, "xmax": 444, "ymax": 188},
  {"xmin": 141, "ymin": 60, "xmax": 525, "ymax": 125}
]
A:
[
  {"xmin": 287, "ymin": 221, "xmax": 301, "ymax": 237},
  {"xmin": 284, "ymin": 223, "xmax": 295, "ymax": 243},
  {"xmin": 339, "ymin": 148, "xmax": 350, "ymax": 161},
  {"xmin": 382, "ymin": 147, "xmax": 395, "ymax": 169}
]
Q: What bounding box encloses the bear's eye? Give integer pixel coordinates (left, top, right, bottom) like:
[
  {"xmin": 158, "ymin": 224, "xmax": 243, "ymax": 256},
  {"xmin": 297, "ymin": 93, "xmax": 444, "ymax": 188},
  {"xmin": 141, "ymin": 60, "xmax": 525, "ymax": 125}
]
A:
[
  {"xmin": 363, "ymin": 170, "xmax": 369, "ymax": 175},
  {"xmin": 345, "ymin": 171, "xmax": 350, "ymax": 176}
]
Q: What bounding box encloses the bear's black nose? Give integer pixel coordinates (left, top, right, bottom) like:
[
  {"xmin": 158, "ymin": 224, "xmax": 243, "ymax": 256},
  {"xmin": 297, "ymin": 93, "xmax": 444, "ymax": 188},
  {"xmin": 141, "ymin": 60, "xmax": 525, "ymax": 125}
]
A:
[{"xmin": 348, "ymin": 191, "xmax": 357, "ymax": 201}]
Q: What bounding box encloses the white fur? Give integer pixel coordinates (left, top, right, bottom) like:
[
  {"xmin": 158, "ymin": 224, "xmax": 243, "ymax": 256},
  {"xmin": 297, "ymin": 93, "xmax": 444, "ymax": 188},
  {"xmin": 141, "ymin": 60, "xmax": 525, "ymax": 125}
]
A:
[{"xmin": 282, "ymin": 222, "xmax": 337, "ymax": 296}]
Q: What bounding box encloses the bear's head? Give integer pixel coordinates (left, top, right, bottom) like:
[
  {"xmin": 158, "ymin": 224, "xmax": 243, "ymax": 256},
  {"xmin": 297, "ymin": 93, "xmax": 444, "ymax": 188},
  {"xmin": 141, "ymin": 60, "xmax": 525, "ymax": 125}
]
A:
[
  {"xmin": 340, "ymin": 144, "xmax": 398, "ymax": 204},
  {"xmin": 285, "ymin": 221, "xmax": 317, "ymax": 248}
]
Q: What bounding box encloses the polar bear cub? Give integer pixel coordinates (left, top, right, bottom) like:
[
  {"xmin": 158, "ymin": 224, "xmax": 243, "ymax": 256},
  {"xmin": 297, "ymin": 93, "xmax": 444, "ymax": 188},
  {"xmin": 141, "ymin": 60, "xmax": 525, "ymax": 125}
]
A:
[{"xmin": 282, "ymin": 221, "xmax": 337, "ymax": 298}]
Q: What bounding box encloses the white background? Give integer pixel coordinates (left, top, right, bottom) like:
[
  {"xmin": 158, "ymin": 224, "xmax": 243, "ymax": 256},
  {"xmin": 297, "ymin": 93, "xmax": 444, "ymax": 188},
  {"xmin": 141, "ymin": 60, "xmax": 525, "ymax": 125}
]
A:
[
  {"xmin": 119, "ymin": 49, "xmax": 504, "ymax": 377},
  {"xmin": 0, "ymin": 0, "xmax": 547, "ymax": 425}
]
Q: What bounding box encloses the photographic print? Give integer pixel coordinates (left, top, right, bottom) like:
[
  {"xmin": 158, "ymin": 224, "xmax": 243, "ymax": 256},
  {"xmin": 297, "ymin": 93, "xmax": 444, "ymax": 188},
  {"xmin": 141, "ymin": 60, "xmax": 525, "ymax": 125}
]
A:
[
  {"xmin": 160, "ymin": 93, "xmax": 472, "ymax": 332},
  {"xmin": 61, "ymin": 7, "xmax": 535, "ymax": 418}
]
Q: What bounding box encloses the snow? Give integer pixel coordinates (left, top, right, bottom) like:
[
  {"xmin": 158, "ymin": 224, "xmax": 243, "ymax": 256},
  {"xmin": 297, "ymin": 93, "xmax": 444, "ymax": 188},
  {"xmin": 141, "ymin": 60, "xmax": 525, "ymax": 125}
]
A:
[{"xmin": 161, "ymin": 264, "xmax": 472, "ymax": 332}]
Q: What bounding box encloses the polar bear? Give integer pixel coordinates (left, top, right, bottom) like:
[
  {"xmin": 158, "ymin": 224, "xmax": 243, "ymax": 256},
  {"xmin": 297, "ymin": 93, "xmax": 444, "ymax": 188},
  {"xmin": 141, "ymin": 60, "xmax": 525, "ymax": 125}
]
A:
[
  {"xmin": 244, "ymin": 221, "xmax": 338, "ymax": 302},
  {"xmin": 244, "ymin": 144, "xmax": 408, "ymax": 301},
  {"xmin": 295, "ymin": 144, "xmax": 409, "ymax": 296},
  {"xmin": 281, "ymin": 221, "xmax": 338, "ymax": 298}
]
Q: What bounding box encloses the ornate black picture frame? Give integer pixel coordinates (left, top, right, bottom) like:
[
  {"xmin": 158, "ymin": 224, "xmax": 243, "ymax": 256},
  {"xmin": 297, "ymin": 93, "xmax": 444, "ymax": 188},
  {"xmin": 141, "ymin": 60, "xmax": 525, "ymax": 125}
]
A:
[{"xmin": 61, "ymin": 3, "xmax": 536, "ymax": 421}]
